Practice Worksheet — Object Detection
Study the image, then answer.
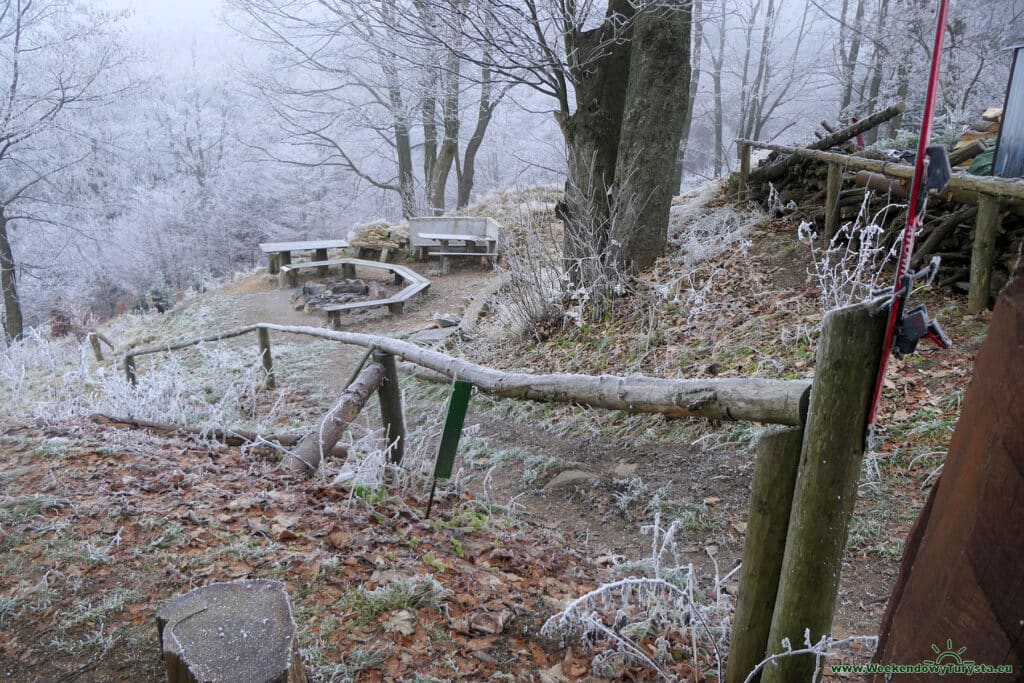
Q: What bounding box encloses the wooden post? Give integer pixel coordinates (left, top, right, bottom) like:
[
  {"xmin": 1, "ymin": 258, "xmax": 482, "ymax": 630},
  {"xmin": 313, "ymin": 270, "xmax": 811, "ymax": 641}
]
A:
[
  {"xmin": 824, "ymin": 162, "xmax": 842, "ymax": 241},
  {"xmin": 88, "ymin": 333, "xmax": 104, "ymax": 362},
  {"xmin": 725, "ymin": 426, "xmax": 805, "ymax": 683},
  {"xmin": 342, "ymin": 263, "xmax": 356, "ymax": 279},
  {"xmin": 315, "ymin": 248, "xmax": 328, "ymax": 275},
  {"xmin": 374, "ymin": 351, "xmax": 406, "ymax": 464},
  {"xmin": 287, "ymin": 360, "xmax": 385, "ymax": 474},
  {"xmin": 279, "ymin": 251, "xmax": 292, "ymax": 268},
  {"xmin": 268, "ymin": 253, "xmax": 280, "ymax": 275},
  {"xmin": 760, "ymin": 302, "xmax": 886, "ymax": 683},
  {"xmin": 969, "ymin": 195, "xmax": 1000, "ymax": 314},
  {"xmin": 124, "ymin": 355, "xmax": 137, "ymax": 385},
  {"xmin": 257, "ymin": 327, "xmax": 275, "ymax": 389},
  {"xmin": 738, "ymin": 142, "xmax": 751, "ymax": 201}
]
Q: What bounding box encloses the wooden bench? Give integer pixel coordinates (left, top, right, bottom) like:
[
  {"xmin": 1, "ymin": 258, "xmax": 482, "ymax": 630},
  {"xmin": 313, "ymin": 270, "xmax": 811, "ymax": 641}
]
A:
[
  {"xmin": 416, "ymin": 232, "xmax": 497, "ymax": 274},
  {"xmin": 277, "ymin": 258, "xmax": 416, "ymax": 289},
  {"xmin": 408, "ymin": 217, "xmax": 504, "ymax": 273},
  {"xmin": 275, "ymin": 258, "xmax": 430, "ymax": 328},
  {"xmin": 259, "ymin": 239, "xmax": 350, "ymax": 275}
]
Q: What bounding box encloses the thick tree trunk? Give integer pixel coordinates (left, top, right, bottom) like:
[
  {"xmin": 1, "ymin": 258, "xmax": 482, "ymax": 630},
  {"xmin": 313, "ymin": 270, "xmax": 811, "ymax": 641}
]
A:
[
  {"xmin": 609, "ymin": 7, "xmax": 692, "ymax": 272},
  {"xmin": 560, "ymin": 0, "xmax": 634, "ymax": 288},
  {"xmin": 0, "ymin": 210, "xmax": 23, "ymax": 343}
]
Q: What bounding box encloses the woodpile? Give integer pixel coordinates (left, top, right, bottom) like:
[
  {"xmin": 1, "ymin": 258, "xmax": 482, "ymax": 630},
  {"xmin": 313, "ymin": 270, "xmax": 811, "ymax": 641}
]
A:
[
  {"xmin": 741, "ymin": 105, "xmax": 1024, "ymax": 302},
  {"xmin": 348, "ymin": 219, "xmax": 410, "ymax": 251}
]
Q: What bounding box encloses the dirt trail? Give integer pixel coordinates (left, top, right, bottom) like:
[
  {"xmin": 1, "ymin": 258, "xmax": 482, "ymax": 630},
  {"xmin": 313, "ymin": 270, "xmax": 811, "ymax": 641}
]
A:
[{"xmin": 211, "ymin": 258, "xmax": 892, "ymax": 639}]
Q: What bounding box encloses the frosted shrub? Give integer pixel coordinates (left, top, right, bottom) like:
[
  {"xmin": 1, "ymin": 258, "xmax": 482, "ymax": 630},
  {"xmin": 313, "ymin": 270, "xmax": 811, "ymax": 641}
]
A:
[
  {"xmin": 542, "ymin": 515, "xmax": 736, "ymax": 681},
  {"xmin": 798, "ymin": 195, "xmax": 901, "ymax": 310}
]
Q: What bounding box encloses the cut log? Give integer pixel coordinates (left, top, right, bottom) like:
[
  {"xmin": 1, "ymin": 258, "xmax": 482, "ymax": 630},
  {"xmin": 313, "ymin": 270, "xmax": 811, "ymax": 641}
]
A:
[
  {"xmin": 726, "ymin": 426, "xmax": 804, "ymax": 683},
  {"xmin": 88, "ymin": 414, "xmax": 348, "ymax": 459},
  {"xmin": 760, "ymin": 302, "xmax": 886, "ymax": 683},
  {"xmin": 287, "ymin": 360, "xmax": 385, "ymax": 474},
  {"xmin": 156, "ymin": 579, "xmax": 305, "ymax": 683},
  {"xmin": 947, "ymin": 139, "xmax": 987, "ymax": 166}
]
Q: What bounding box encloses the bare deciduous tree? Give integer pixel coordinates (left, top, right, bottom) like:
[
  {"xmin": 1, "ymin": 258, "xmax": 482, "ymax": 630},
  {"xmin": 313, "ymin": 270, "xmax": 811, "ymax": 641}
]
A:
[{"xmin": 0, "ymin": 0, "xmax": 130, "ymax": 342}]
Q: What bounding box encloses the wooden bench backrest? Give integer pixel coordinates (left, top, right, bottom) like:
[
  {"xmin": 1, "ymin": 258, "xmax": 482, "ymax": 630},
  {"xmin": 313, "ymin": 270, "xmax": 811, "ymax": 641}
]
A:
[{"xmin": 409, "ymin": 216, "xmax": 503, "ymax": 251}]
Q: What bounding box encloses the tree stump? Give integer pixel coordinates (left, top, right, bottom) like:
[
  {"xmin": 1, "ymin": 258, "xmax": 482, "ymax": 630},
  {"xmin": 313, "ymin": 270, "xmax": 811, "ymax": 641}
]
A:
[{"xmin": 156, "ymin": 579, "xmax": 306, "ymax": 683}]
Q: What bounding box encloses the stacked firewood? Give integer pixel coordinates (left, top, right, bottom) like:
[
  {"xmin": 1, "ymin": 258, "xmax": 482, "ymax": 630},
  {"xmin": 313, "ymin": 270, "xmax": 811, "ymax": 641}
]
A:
[{"xmin": 744, "ymin": 106, "xmax": 1023, "ymax": 297}]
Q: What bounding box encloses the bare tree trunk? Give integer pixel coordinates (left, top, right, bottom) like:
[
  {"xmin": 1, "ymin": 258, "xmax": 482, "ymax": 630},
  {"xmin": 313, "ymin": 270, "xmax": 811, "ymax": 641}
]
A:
[
  {"xmin": 839, "ymin": 0, "xmax": 867, "ymax": 112},
  {"xmin": 0, "ymin": 209, "xmax": 23, "ymax": 343},
  {"xmin": 428, "ymin": 52, "xmax": 461, "ymax": 213},
  {"xmin": 383, "ymin": 57, "xmax": 416, "ymax": 218},
  {"xmin": 422, "ymin": 75, "xmax": 438, "ymax": 193},
  {"xmin": 862, "ymin": 0, "xmax": 890, "ymax": 145},
  {"xmin": 610, "ymin": 6, "xmax": 692, "ymax": 272},
  {"xmin": 743, "ymin": 0, "xmax": 776, "ymax": 141},
  {"xmin": 673, "ymin": 0, "xmax": 702, "ymax": 191},
  {"xmin": 711, "ymin": 21, "xmax": 725, "ymax": 177},
  {"xmin": 457, "ymin": 65, "xmax": 498, "ymax": 209}
]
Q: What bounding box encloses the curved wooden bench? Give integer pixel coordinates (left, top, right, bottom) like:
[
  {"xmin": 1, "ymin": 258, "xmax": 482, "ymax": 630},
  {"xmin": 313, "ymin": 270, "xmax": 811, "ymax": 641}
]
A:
[{"xmin": 277, "ymin": 258, "xmax": 431, "ymax": 328}]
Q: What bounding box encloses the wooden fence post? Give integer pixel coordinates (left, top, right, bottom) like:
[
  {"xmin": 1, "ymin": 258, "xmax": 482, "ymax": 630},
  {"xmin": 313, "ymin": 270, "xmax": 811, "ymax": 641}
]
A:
[
  {"xmin": 969, "ymin": 194, "xmax": 1000, "ymax": 314},
  {"xmin": 760, "ymin": 302, "xmax": 886, "ymax": 683},
  {"xmin": 824, "ymin": 162, "xmax": 842, "ymax": 241},
  {"xmin": 738, "ymin": 143, "xmax": 752, "ymax": 201},
  {"xmin": 726, "ymin": 426, "xmax": 805, "ymax": 683},
  {"xmin": 374, "ymin": 351, "xmax": 406, "ymax": 464},
  {"xmin": 257, "ymin": 327, "xmax": 276, "ymax": 389},
  {"xmin": 125, "ymin": 355, "xmax": 137, "ymax": 385},
  {"xmin": 88, "ymin": 333, "xmax": 104, "ymax": 362}
]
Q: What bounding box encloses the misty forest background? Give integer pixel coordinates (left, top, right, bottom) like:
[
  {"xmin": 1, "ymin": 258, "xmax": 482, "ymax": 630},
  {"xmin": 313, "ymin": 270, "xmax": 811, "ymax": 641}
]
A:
[{"xmin": 0, "ymin": 0, "xmax": 1021, "ymax": 341}]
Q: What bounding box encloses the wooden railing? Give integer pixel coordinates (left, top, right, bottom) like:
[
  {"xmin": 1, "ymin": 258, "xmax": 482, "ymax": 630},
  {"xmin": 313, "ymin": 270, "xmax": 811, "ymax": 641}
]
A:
[{"xmin": 117, "ymin": 303, "xmax": 890, "ymax": 682}]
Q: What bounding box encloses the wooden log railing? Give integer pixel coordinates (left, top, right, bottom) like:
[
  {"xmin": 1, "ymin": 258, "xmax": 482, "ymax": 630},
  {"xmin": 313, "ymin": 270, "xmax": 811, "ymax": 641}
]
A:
[
  {"xmin": 121, "ymin": 307, "xmax": 891, "ymax": 681},
  {"xmin": 123, "ymin": 323, "xmax": 811, "ymax": 427}
]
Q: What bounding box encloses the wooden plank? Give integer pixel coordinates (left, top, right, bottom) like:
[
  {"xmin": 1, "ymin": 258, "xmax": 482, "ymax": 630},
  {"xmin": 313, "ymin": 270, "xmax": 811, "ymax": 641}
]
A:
[
  {"xmin": 760, "ymin": 302, "xmax": 886, "ymax": 683},
  {"xmin": 258, "ymin": 239, "xmax": 349, "ymax": 253},
  {"xmin": 969, "ymin": 195, "xmax": 1001, "ymax": 314},
  {"xmin": 433, "ymin": 381, "xmax": 473, "ymax": 479},
  {"xmin": 727, "ymin": 426, "xmax": 805, "ymax": 683},
  {"xmin": 740, "ymin": 140, "xmax": 1024, "ymax": 202}
]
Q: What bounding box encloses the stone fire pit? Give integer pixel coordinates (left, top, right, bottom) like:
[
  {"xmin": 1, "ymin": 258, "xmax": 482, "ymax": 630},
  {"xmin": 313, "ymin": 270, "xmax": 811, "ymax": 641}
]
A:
[{"xmin": 290, "ymin": 279, "xmax": 387, "ymax": 314}]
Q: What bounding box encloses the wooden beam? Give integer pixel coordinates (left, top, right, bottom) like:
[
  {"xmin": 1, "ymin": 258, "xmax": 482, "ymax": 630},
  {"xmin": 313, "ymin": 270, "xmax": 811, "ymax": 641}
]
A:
[
  {"xmin": 726, "ymin": 426, "xmax": 805, "ymax": 683},
  {"xmin": 256, "ymin": 324, "xmax": 812, "ymax": 426},
  {"xmin": 760, "ymin": 302, "xmax": 886, "ymax": 683},
  {"xmin": 969, "ymin": 195, "xmax": 1001, "ymax": 314},
  {"xmin": 824, "ymin": 162, "xmax": 842, "ymax": 241},
  {"xmin": 287, "ymin": 360, "xmax": 385, "ymax": 475}
]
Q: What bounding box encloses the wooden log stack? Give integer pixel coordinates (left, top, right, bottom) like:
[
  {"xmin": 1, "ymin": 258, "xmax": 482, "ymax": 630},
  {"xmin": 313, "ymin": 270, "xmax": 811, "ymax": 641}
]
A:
[{"xmin": 739, "ymin": 105, "xmax": 1024, "ymax": 309}]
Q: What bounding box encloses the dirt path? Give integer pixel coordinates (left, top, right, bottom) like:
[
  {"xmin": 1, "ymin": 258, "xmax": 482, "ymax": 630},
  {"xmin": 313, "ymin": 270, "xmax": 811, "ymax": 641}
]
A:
[{"xmin": 211, "ymin": 257, "xmax": 893, "ymax": 639}]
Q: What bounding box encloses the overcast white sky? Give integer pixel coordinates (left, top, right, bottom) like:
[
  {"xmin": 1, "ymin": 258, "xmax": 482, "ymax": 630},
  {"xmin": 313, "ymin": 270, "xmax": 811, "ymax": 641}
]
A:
[{"xmin": 101, "ymin": 0, "xmax": 244, "ymax": 71}]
